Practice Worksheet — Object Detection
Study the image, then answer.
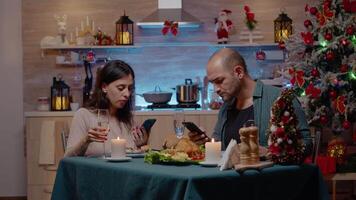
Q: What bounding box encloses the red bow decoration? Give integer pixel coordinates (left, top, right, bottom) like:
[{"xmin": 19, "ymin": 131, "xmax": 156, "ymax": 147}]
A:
[
  {"xmin": 289, "ymin": 68, "xmax": 305, "ymax": 87},
  {"xmin": 334, "ymin": 96, "xmax": 346, "ymax": 114},
  {"xmin": 316, "ymin": 1, "xmax": 334, "ymax": 26},
  {"xmin": 305, "ymin": 83, "xmax": 321, "ymax": 98},
  {"xmin": 162, "ymin": 20, "xmax": 179, "ymax": 36},
  {"xmin": 301, "ymin": 32, "xmax": 314, "ymax": 45}
]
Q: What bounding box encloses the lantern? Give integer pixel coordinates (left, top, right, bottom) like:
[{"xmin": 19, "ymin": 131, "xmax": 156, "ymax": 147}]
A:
[
  {"xmin": 115, "ymin": 12, "xmax": 134, "ymax": 45},
  {"xmin": 51, "ymin": 75, "xmax": 70, "ymax": 111},
  {"xmin": 274, "ymin": 11, "xmax": 293, "ymax": 43}
]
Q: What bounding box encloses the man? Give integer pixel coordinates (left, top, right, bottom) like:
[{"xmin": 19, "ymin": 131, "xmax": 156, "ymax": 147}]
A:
[{"xmin": 189, "ymin": 48, "xmax": 312, "ymax": 153}]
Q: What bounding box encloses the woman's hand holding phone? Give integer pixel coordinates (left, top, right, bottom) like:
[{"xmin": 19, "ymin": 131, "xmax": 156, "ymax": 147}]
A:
[{"xmin": 132, "ymin": 126, "xmax": 148, "ymax": 147}]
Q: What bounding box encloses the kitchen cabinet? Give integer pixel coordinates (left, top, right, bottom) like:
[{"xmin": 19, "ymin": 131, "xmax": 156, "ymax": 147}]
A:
[{"xmin": 25, "ymin": 110, "xmax": 218, "ymax": 200}]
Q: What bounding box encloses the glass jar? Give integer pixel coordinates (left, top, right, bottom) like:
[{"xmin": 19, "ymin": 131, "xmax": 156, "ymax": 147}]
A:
[{"xmin": 37, "ymin": 97, "xmax": 50, "ymax": 111}]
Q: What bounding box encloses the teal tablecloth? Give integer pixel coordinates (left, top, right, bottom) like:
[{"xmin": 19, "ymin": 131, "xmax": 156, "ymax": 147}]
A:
[{"xmin": 51, "ymin": 157, "xmax": 329, "ymax": 200}]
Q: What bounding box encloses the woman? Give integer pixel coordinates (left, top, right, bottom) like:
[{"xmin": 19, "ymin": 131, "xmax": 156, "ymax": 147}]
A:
[{"xmin": 65, "ymin": 60, "xmax": 148, "ymax": 157}]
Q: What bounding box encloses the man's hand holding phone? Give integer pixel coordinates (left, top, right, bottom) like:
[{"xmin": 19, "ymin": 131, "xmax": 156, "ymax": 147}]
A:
[{"xmin": 183, "ymin": 122, "xmax": 211, "ymax": 145}]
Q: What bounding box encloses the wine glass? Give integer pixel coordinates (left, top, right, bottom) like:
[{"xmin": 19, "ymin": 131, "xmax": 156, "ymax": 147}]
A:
[
  {"xmin": 173, "ymin": 109, "xmax": 185, "ymax": 139},
  {"xmin": 97, "ymin": 109, "xmax": 109, "ymax": 158}
]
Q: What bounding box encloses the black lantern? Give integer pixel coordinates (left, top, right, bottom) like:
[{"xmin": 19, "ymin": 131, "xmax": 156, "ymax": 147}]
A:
[
  {"xmin": 274, "ymin": 12, "xmax": 293, "ymax": 43},
  {"xmin": 115, "ymin": 12, "xmax": 134, "ymax": 45},
  {"xmin": 51, "ymin": 75, "xmax": 70, "ymax": 111}
]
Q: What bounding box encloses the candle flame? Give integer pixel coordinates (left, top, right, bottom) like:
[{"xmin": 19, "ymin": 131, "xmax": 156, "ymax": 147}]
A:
[
  {"xmin": 117, "ymin": 136, "xmax": 120, "ymax": 140},
  {"xmin": 212, "ymin": 138, "xmax": 215, "ymax": 143}
]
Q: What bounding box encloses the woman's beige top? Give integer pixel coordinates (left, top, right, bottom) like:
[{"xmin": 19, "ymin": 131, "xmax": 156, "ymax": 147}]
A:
[{"xmin": 66, "ymin": 108, "xmax": 136, "ymax": 157}]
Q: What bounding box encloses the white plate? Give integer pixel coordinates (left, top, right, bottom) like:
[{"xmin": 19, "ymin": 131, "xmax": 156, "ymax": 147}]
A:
[
  {"xmin": 104, "ymin": 157, "xmax": 132, "ymax": 162},
  {"xmin": 126, "ymin": 153, "xmax": 145, "ymax": 158},
  {"xmin": 199, "ymin": 161, "xmax": 218, "ymax": 167}
]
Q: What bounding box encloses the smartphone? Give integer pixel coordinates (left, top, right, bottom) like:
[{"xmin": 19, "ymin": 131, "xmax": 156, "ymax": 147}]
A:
[
  {"xmin": 141, "ymin": 118, "xmax": 157, "ymax": 132},
  {"xmin": 182, "ymin": 121, "xmax": 205, "ymax": 135}
]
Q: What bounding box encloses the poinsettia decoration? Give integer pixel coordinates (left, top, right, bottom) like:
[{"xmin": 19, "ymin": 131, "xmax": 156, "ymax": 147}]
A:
[
  {"xmin": 268, "ymin": 89, "xmax": 306, "ymax": 165},
  {"xmin": 162, "ymin": 20, "xmax": 179, "ymax": 36},
  {"xmin": 243, "ymin": 5, "xmax": 257, "ymax": 31}
]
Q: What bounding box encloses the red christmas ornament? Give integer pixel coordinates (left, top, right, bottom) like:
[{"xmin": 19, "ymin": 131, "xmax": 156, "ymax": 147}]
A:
[
  {"xmin": 310, "ymin": 7, "xmax": 318, "ymax": 15},
  {"xmin": 301, "ymin": 32, "xmax": 314, "ymax": 45},
  {"xmin": 278, "ymin": 41, "xmax": 286, "ymax": 49},
  {"xmin": 346, "ymin": 25, "xmax": 354, "ymax": 35},
  {"xmin": 324, "ymin": 33, "xmax": 333, "ymax": 41},
  {"xmin": 326, "ymin": 51, "xmax": 335, "ymax": 61},
  {"xmin": 304, "ymin": 20, "xmax": 312, "ymax": 28},
  {"xmin": 311, "ymin": 68, "xmax": 320, "ymax": 77},
  {"xmin": 256, "ymin": 50, "xmax": 266, "ymax": 60},
  {"xmin": 343, "ymin": 120, "xmax": 351, "ymax": 129},
  {"xmin": 329, "ymin": 90, "xmax": 337, "ymax": 99},
  {"xmin": 320, "ymin": 115, "xmax": 328, "ymax": 124},
  {"xmin": 340, "ymin": 64, "xmax": 349, "ymax": 73},
  {"xmin": 339, "ymin": 38, "xmax": 349, "ymax": 46}
]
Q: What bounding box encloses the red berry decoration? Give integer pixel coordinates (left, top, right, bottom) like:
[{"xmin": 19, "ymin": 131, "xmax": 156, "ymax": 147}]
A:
[
  {"xmin": 329, "ymin": 90, "xmax": 337, "ymax": 99},
  {"xmin": 343, "ymin": 120, "xmax": 351, "ymax": 129},
  {"xmin": 346, "ymin": 25, "xmax": 354, "ymax": 35},
  {"xmin": 310, "ymin": 7, "xmax": 318, "ymax": 15},
  {"xmin": 311, "ymin": 68, "xmax": 319, "ymax": 77},
  {"xmin": 326, "ymin": 51, "xmax": 335, "ymax": 61},
  {"xmin": 320, "ymin": 115, "xmax": 328, "ymax": 124},
  {"xmin": 340, "ymin": 64, "xmax": 348, "ymax": 73},
  {"xmin": 304, "ymin": 20, "xmax": 312, "ymax": 28},
  {"xmin": 324, "ymin": 33, "xmax": 333, "ymax": 41}
]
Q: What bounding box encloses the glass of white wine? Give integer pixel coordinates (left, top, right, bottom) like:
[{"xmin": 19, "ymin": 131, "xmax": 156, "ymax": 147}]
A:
[
  {"xmin": 97, "ymin": 109, "xmax": 109, "ymax": 158},
  {"xmin": 173, "ymin": 109, "xmax": 185, "ymax": 139}
]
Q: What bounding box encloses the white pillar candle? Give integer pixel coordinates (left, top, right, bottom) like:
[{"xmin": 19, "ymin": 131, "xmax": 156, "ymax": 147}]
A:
[
  {"xmin": 205, "ymin": 138, "xmax": 221, "ymax": 163},
  {"xmin": 111, "ymin": 137, "xmax": 126, "ymax": 158}
]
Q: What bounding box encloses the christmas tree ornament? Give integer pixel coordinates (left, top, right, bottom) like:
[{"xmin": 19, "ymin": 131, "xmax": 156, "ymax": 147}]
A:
[
  {"xmin": 329, "ymin": 89, "xmax": 337, "ymax": 99},
  {"xmin": 324, "ymin": 32, "xmax": 332, "ymax": 41},
  {"xmin": 342, "ymin": 120, "xmax": 351, "ymax": 129},
  {"xmin": 162, "ymin": 20, "xmax": 179, "ymax": 36},
  {"xmin": 267, "ymin": 89, "xmax": 306, "ymax": 165},
  {"xmin": 278, "ymin": 41, "xmax": 286, "ymax": 49},
  {"xmin": 311, "ymin": 68, "xmax": 320, "ymax": 77},
  {"xmin": 327, "ymin": 137, "xmax": 347, "ymax": 164},
  {"xmin": 339, "ymin": 38, "xmax": 349, "ymax": 46},
  {"xmin": 309, "ymin": 7, "xmax": 318, "ymax": 15},
  {"xmin": 346, "ymin": 25, "xmax": 354, "ymax": 35},
  {"xmin": 326, "ymin": 50, "xmax": 335, "ymax": 61},
  {"xmin": 339, "ymin": 64, "xmax": 349, "ymax": 73},
  {"xmin": 301, "ymin": 32, "xmax": 314, "ymax": 45},
  {"xmin": 255, "ymin": 50, "xmax": 266, "ymax": 60},
  {"xmin": 304, "ymin": 19, "xmax": 312, "ymax": 28},
  {"xmin": 320, "ymin": 115, "xmax": 328, "ymax": 124}
]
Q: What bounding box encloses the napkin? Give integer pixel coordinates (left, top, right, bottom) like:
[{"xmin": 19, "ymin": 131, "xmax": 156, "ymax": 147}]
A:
[
  {"xmin": 38, "ymin": 120, "xmax": 56, "ymax": 165},
  {"xmin": 219, "ymin": 139, "xmax": 240, "ymax": 171}
]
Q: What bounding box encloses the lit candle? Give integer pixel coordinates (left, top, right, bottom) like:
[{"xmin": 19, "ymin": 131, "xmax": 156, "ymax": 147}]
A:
[
  {"xmin": 54, "ymin": 96, "xmax": 68, "ymax": 110},
  {"xmin": 111, "ymin": 137, "xmax": 126, "ymax": 158},
  {"xmin": 205, "ymin": 138, "xmax": 221, "ymax": 163},
  {"xmin": 119, "ymin": 31, "xmax": 131, "ymax": 44}
]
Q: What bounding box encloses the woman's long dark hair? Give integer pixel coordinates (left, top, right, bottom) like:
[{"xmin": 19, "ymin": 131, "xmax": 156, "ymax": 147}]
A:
[{"xmin": 86, "ymin": 60, "xmax": 135, "ymax": 127}]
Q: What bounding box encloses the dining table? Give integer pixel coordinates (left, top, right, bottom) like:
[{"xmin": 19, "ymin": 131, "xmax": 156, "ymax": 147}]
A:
[{"xmin": 51, "ymin": 157, "xmax": 330, "ymax": 200}]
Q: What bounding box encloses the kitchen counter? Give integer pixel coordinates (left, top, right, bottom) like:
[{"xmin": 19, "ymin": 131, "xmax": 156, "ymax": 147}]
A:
[{"xmin": 24, "ymin": 109, "xmax": 219, "ymax": 117}]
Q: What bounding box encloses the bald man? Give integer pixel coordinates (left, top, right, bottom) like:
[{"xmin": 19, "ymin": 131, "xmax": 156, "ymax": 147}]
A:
[{"xmin": 189, "ymin": 48, "xmax": 312, "ymax": 154}]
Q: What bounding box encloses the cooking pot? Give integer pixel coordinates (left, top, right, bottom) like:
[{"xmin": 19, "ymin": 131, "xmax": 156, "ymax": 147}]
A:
[
  {"xmin": 137, "ymin": 86, "xmax": 172, "ymax": 104},
  {"xmin": 175, "ymin": 79, "xmax": 199, "ymax": 104}
]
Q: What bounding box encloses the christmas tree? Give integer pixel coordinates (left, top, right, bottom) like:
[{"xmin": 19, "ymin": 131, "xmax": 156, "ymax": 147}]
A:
[
  {"xmin": 285, "ymin": 0, "xmax": 356, "ymax": 135},
  {"xmin": 268, "ymin": 89, "xmax": 306, "ymax": 165}
]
